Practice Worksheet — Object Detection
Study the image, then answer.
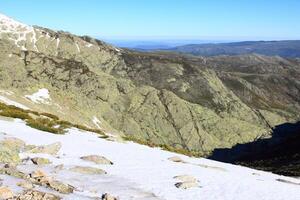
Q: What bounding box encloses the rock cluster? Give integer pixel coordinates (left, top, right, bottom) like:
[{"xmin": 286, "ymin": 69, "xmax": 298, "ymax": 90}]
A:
[
  {"xmin": 174, "ymin": 175, "xmax": 199, "ymax": 189},
  {"xmin": 0, "ymin": 136, "xmax": 117, "ymax": 199}
]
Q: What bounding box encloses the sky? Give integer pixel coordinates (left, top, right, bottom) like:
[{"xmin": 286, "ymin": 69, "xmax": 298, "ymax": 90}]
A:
[{"xmin": 1, "ymin": 0, "xmax": 300, "ymax": 41}]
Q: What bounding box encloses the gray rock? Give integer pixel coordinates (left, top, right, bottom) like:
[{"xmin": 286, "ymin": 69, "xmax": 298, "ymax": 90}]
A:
[{"xmin": 80, "ymin": 155, "xmax": 113, "ymax": 165}]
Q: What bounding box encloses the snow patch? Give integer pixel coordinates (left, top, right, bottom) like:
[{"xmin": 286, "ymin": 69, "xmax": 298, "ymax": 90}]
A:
[
  {"xmin": 75, "ymin": 43, "xmax": 80, "ymax": 53},
  {"xmin": 85, "ymin": 43, "xmax": 93, "ymax": 48},
  {"xmin": 25, "ymin": 88, "xmax": 51, "ymax": 104},
  {"xmin": 92, "ymin": 116, "xmax": 101, "ymax": 129},
  {"xmin": 0, "ymin": 95, "xmax": 29, "ymax": 109}
]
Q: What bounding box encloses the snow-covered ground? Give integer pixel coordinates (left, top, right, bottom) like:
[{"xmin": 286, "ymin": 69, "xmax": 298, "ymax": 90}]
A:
[
  {"xmin": 25, "ymin": 88, "xmax": 51, "ymax": 104},
  {"xmin": 0, "ymin": 95, "xmax": 29, "ymax": 110},
  {"xmin": 0, "ymin": 118, "xmax": 300, "ymax": 200}
]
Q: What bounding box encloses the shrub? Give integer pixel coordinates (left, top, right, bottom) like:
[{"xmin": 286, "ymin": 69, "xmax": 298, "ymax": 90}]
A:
[{"xmin": 26, "ymin": 118, "xmax": 66, "ymax": 134}]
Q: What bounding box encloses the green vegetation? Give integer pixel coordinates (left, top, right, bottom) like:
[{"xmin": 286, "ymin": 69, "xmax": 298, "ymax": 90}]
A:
[
  {"xmin": 123, "ymin": 135, "xmax": 205, "ymax": 157},
  {"xmin": 0, "ymin": 102, "xmax": 105, "ymax": 136}
]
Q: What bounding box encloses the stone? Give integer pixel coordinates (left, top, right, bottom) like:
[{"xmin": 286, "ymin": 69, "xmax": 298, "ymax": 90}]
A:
[
  {"xmin": 175, "ymin": 181, "xmax": 199, "ymax": 189},
  {"xmin": 31, "ymin": 157, "xmax": 51, "ymax": 165},
  {"xmin": 0, "ymin": 146, "xmax": 20, "ymax": 164},
  {"xmin": 27, "ymin": 142, "xmax": 61, "ymax": 155},
  {"xmin": 0, "ymin": 186, "xmax": 14, "ymax": 199},
  {"xmin": 101, "ymin": 193, "xmax": 118, "ymax": 200},
  {"xmin": 174, "ymin": 175, "xmax": 197, "ymax": 183},
  {"xmin": 70, "ymin": 166, "xmax": 107, "ymax": 175},
  {"xmin": 29, "ymin": 170, "xmax": 74, "ymax": 194},
  {"xmin": 168, "ymin": 156, "xmax": 186, "ymax": 163},
  {"xmin": 29, "ymin": 169, "xmax": 51, "ymax": 184},
  {"xmin": 48, "ymin": 180, "xmax": 74, "ymax": 194},
  {"xmin": 29, "ymin": 169, "xmax": 48, "ymax": 179},
  {"xmin": 80, "ymin": 155, "xmax": 113, "ymax": 165},
  {"xmin": 16, "ymin": 190, "xmax": 61, "ymax": 200},
  {"xmin": 17, "ymin": 181, "xmax": 34, "ymax": 189},
  {"xmin": 1, "ymin": 137, "xmax": 26, "ymax": 152},
  {"xmin": 0, "ymin": 164, "xmax": 26, "ymax": 179}
]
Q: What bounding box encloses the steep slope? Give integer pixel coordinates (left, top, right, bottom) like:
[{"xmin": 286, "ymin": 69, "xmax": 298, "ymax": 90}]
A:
[
  {"xmin": 0, "ymin": 13, "xmax": 299, "ymax": 157},
  {"xmin": 168, "ymin": 40, "xmax": 300, "ymax": 58},
  {"xmin": 1, "ymin": 117, "xmax": 300, "ymax": 200},
  {"xmin": 210, "ymin": 121, "xmax": 300, "ymax": 176}
]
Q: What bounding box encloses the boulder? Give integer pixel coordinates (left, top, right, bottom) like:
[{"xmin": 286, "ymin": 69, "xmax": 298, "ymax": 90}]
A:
[
  {"xmin": 29, "ymin": 170, "xmax": 74, "ymax": 194},
  {"xmin": 27, "ymin": 142, "xmax": 61, "ymax": 155},
  {"xmin": 174, "ymin": 175, "xmax": 197, "ymax": 183},
  {"xmin": 0, "ymin": 164, "xmax": 26, "ymax": 179},
  {"xmin": 17, "ymin": 181, "xmax": 34, "ymax": 189},
  {"xmin": 70, "ymin": 166, "xmax": 107, "ymax": 175},
  {"xmin": 175, "ymin": 181, "xmax": 199, "ymax": 189},
  {"xmin": 48, "ymin": 180, "xmax": 74, "ymax": 194},
  {"xmin": 80, "ymin": 155, "xmax": 113, "ymax": 165},
  {"xmin": 101, "ymin": 193, "xmax": 118, "ymax": 200},
  {"xmin": 0, "ymin": 186, "xmax": 14, "ymax": 199},
  {"xmin": 168, "ymin": 156, "xmax": 186, "ymax": 163},
  {"xmin": 0, "ymin": 145, "xmax": 20, "ymax": 164},
  {"xmin": 16, "ymin": 190, "xmax": 61, "ymax": 200},
  {"xmin": 0, "ymin": 137, "xmax": 24, "ymax": 164},
  {"xmin": 1, "ymin": 137, "xmax": 26, "ymax": 152},
  {"xmin": 31, "ymin": 157, "xmax": 51, "ymax": 165}
]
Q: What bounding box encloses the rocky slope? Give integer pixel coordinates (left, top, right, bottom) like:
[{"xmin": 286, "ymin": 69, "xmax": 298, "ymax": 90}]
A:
[{"xmin": 0, "ymin": 13, "xmax": 299, "ymax": 156}]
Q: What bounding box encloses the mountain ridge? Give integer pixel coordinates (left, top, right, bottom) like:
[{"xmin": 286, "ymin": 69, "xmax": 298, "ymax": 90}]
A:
[
  {"xmin": 0, "ymin": 13, "xmax": 299, "ymax": 157},
  {"xmin": 163, "ymin": 40, "xmax": 300, "ymax": 58}
]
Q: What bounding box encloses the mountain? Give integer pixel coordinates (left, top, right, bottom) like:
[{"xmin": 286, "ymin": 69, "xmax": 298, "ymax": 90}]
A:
[
  {"xmin": 0, "ymin": 13, "xmax": 299, "ymax": 159},
  {"xmin": 167, "ymin": 40, "xmax": 300, "ymax": 58},
  {"xmin": 210, "ymin": 121, "xmax": 300, "ymax": 176}
]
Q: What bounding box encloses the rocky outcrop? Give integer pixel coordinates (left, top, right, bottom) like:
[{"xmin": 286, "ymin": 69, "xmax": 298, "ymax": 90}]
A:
[
  {"xmin": 80, "ymin": 155, "xmax": 113, "ymax": 165},
  {"xmin": 0, "ymin": 138, "xmax": 26, "ymax": 164},
  {"xmin": 69, "ymin": 166, "xmax": 107, "ymax": 174},
  {"xmin": 174, "ymin": 174, "xmax": 200, "ymax": 189},
  {"xmin": 101, "ymin": 193, "xmax": 118, "ymax": 200},
  {"xmin": 28, "ymin": 170, "xmax": 74, "ymax": 194},
  {"xmin": 30, "ymin": 157, "xmax": 51, "ymax": 165},
  {"xmin": 16, "ymin": 190, "xmax": 60, "ymax": 200},
  {"xmin": 27, "ymin": 143, "xmax": 61, "ymax": 155}
]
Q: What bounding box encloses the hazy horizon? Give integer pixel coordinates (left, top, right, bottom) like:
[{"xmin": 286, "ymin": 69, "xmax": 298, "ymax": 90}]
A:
[{"xmin": 1, "ymin": 0, "xmax": 300, "ymax": 42}]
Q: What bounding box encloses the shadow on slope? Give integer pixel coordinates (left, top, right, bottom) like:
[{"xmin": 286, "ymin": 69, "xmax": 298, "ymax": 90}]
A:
[{"xmin": 209, "ymin": 121, "xmax": 300, "ymax": 176}]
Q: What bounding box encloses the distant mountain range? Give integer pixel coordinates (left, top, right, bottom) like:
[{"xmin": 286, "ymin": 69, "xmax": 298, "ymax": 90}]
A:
[{"xmin": 167, "ymin": 40, "xmax": 300, "ymax": 58}]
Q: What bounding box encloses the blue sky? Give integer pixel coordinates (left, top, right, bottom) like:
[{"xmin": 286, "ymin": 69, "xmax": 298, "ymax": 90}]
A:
[{"xmin": 1, "ymin": 0, "xmax": 300, "ymax": 40}]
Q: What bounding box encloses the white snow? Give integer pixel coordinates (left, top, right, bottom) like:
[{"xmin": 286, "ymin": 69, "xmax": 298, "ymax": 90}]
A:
[
  {"xmin": 56, "ymin": 38, "xmax": 60, "ymax": 48},
  {"xmin": 75, "ymin": 43, "xmax": 80, "ymax": 53},
  {"xmin": 85, "ymin": 43, "xmax": 93, "ymax": 48},
  {"xmin": 0, "ymin": 118, "xmax": 300, "ymax": 200},
  {"xmin": 92, "ymin": 116, "xmax": 101, "ymax": 129},
  {"xmin": 0, "ymin": 95, "xmax": 29, "ymax": 109},
  {"xmin": 25, "ymin": 88, "xmax": 51, "ymax": 104},
  {"xmin": 0, "ymin": 13, "xmax": 34, "ymax": 51},
  {"xmin": 114, "ymin": 47, "xmax": 120, "ymax": 52}
]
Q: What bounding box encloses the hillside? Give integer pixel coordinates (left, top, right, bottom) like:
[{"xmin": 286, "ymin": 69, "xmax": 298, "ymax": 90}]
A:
[
  {"xmin": 0, "ymin": 13, "xmax": 299, "ymax": 159},
  {"xmin": 168, "ymin": 40, "xmax": 300, "ymax": 57}
]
